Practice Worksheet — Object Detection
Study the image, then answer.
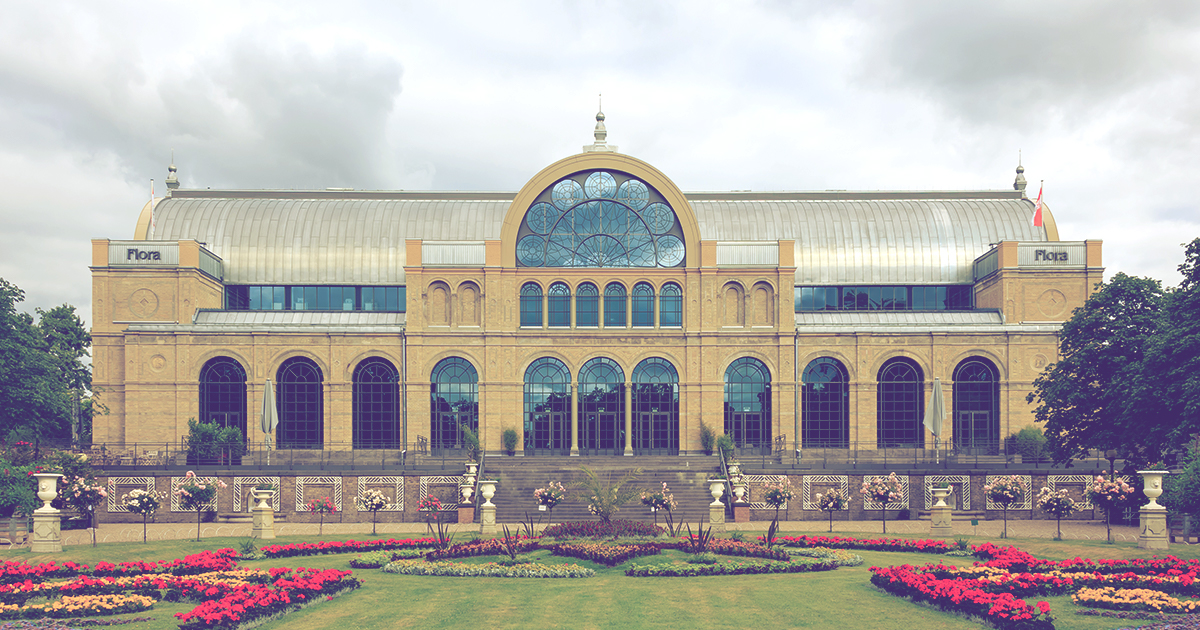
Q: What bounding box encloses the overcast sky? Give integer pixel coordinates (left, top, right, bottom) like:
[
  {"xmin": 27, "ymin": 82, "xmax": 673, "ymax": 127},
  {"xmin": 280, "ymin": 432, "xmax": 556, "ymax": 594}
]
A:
[{"xmin": 1, "ymin": 0, "xmax": 1197, "ymax": 328}]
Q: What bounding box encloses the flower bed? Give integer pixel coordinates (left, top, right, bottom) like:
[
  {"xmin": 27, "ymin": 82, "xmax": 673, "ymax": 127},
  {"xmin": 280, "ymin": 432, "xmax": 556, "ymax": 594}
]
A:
[
  {"xmin": 705, "ymin": 539, "xmax": 789, "ymax": 561},
  {"xmin": 870, "ymin": 565, "xmax": 1054, "ymax": 630},
  {"xmin": 775, "ymin": 535, "xmax": 953, "ymax": 554},
  {"xmin": 424, "ymin": 537, "xmax": 540, "ymax": 561},
  {"xmin": 0, "ymin": 594, "xmax": 156, "ymax": 620},
  {"xmin": 0, "ymin": 550, "xmax": 239, "ymax": 586},
  {"xmin": 546, "ymin": 543, "xmax": 662, "ymax": 567},
  {"xmin": 381, "ymin": 560, "xmax": 594, "ymax": 578},
  {"xmin": 626, "ymin": 558, "xmax": 836, "ymax": 577},
  {"xmin": 176, "ymin": 568, "xmax": 360, "ymax": 629},
  {"xmin": 1072, "ymin": 587, "xmax": 1200, "ymax": 614},
  {"xmin": 259, "ymin": 538, "xmax": 439, "ymax": 558},
  {"xmin": 540, "ymin": 519, "xmax": 664, "ymax": 539},
  {"xmin": 348, "ymin": 549, "xmax": 426, "ymax": 569},
  {"xmin": 785, "ymin": 547, "xmax": 863, "ymax": 567}
]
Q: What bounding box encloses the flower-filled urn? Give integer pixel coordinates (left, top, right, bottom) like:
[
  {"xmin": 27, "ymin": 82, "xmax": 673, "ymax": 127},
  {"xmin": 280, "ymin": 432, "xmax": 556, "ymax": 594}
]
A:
[
  {"xmin": 32, "ymin": 473, "xmax": 64, "ymax": 512},
  {"xmin": 708, "ymin": 479, "xmax": 726, "ymax": 506},
  {"xmin": 1138, "ymin": 470, "xmax": 1169, "ymax": 510}
]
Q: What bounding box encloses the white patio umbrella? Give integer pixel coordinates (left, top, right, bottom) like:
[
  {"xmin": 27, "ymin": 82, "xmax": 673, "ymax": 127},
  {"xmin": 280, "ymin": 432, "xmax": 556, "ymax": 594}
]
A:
[
  {"xmin": 261, "ymin": 379, "xmax": 278, "ymax": 463},
  {"xmin": 923, "ymin": 378, "xmax": 946, "ymax": 463}
]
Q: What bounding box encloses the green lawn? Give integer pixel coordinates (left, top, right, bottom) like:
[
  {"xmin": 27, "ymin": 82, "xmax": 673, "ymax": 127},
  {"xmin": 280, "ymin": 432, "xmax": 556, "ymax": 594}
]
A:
[{"xmin": 4, "ymin": 531, "xmax": 1199, "ymax": 630}]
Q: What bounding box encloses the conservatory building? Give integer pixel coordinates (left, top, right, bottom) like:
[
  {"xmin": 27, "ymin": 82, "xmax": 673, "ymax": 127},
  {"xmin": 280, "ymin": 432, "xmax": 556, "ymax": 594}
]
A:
[{"xmin": 89, "ymin": 114, "xmax": 1103, "ymax": 459}]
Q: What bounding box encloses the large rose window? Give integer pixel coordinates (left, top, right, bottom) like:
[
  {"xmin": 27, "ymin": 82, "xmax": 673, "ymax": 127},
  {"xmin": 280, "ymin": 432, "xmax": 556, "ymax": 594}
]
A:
[{"xmin": 516, "ymin": 170, "xmax": 685, "ymax": 267}]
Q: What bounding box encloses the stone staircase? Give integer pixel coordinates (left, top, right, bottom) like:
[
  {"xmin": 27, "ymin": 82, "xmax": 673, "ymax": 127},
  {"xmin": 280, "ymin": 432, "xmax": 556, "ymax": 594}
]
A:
[{"xmin": 485, "ymin": 456, "xmax": 723, "ymax": 526}]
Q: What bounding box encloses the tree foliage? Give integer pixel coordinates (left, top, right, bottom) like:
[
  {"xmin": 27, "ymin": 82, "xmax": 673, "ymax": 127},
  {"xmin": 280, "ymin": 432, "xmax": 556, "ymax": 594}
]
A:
[
  {"xmin": 1028, "ymin": 238, "xmax": 1200, "ymax": 467},
  {"xmin": 0, "ymin": 279, "xmax": 91, "ymax": 444}
]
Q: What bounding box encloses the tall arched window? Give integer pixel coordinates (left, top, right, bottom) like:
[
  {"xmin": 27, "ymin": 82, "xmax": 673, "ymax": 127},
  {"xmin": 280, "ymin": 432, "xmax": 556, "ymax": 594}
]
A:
[
  {"xmin": 353, "ymin": 358, "xmax": 400, "ymax": 448},
  {"xmin": 576, "ymin": 282, "xmax": 599, "ymax": 327},
  {"xmin": 724, "ymin": 358, "xmax": 771, "ymax": 453},
  {"xmin": 632, "ymin": 282, "xmax": 655, "ymax": 326},
  {"xmin": 548, "ymin": 282, "xmax": 571, "ymax": 327},
  {"xmin": 277, "ymin": 357, "xmax": 323, "ymax": 449},
  {"xmin": 579, "ymin": 357, "xmax": 625, "ymax": 454},
  {"xmin": 524, "ymin": 358, "xmax": 571, "ymax": 454},
  {"xmin": 632, "ymin": 358, "xmax": 679, "ymax": 453},
  {"xmin": 604, "ymin": 283, "xmax": 627, "ymax": 327},
  {"xmin": 877, "ymin": 358, "xmax": 924, "ymax": 448},
  {"xmin": 520, "ymin": 283, "xmax": 543, "ymax": 327},
  {"xmin": 199, "ymin": 357, "xmax": 247, "ymax": 437},
  {"xmin": 660, "ymin": 282, "xmax": 682, "ymax": 327},
  {"xmin": 802, "ymin": 358, "xmax": 849, "ymax": 448},
  {"xmin": 953, "ymin": 358, "xmax": 1000, "ymax": 454},
  {"xmin": 431, "ymin": 357, "xmax": 478, "ymax": 452}
]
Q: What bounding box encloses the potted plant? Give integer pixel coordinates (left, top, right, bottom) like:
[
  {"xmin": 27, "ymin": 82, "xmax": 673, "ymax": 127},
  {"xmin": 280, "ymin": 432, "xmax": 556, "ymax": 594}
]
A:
[
  {"xmin": 357, "ymin": 489, "xmax": 389, "ymax": 535},
  {"xmin": 251, "ymin": 482, "xmax": 277, "ymax": 511},
  {"xmin": 1088, "ymin": 474, "xmax": 1136, "ymax": 544},
  {"xmin": 121, "ymin": 488, "xmax": 163, "ymax": 543},
  {"xmin": 861, "ymin": 472, "xmax": 904, "ymax": 535},
  {"xmin": 1036, "ymin": 486, "xmax": 1076, "ymax": 541},
  {"xmin": 762, "ymin": 478, "xmax": 794, "ymax": 547},
  {"xmin": 502, "ymin": 428, "xmax": 519, "ymax": 456},
  {"xmin": 184, "ymin": 418, "xmax": 245, "ymax": 466},
  {"xmin": 816, "ymin": 487, "xmax": 850, "ymax": 533},
  {"xmin": 459, "ymin": 423, "xmax": 480, "ymax": 462},
  {"xmin": 700, "ymin": 422, "xmax": 716, "ymax": 456},
  {"xmin": 174, "ymin": 471, "xmax": 227, "ymax": 542},
  {"xmin": 985, "ymin": 475, "xmax": 1027, "ymax": 539},
  {"xmin": 533, "ymin": 481, "xmax": 567, "ymax": 521},
  {"xmin": 305, "ymin": 496, "xmax": 337, "ymax": 536}
]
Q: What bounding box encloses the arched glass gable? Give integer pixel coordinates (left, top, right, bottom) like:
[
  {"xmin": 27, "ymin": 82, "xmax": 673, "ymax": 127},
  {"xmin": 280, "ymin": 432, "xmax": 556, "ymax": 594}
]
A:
[
  {"xmin": 277, "ymin": 357, "xmax": 323, "ymax": 449},
  {"xmin": 632, "ymin": 358, "xmax": 679, "ymax": 453},
  {"xmin": 953, "ymin": 358, "xmax": 1000, "ymax": 454},
  {"xmin": 801, "ymin": 358, "xmax": 849, "ymax": 448},
  {"xmin": 353, "ymin": 358, "xmax": 400, "ymax": 448},
  {"xmin": 877, "ymin": 358, "xmax": 924, "ymax": 448},
  {"xmin": 579, "ymin": 357, "xmax": 625, "ymax": 454},
  {"xmin": 199, "ymin": 357, "xmax": 247, "ymax": 437},
  {"xmin": 724, "ymin": 358, "xmax": 772, "ymax": 452},
  {"xmin": 516, "ymin": 170, "xmax": 685, "ymax": 268},
  {"xmin": 431, "ymin": 357, "xmax": 479, "ymax": 452},
  {"xmin": 524, "ymin": 358, "xmax": 572, "ymax": 454}
]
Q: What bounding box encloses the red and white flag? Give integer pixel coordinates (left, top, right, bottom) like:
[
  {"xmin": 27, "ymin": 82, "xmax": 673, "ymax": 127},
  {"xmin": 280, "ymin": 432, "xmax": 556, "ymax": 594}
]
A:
[{"xmin": 1032, "ymin": 182, "xmax": 1044, "ymax": 227}]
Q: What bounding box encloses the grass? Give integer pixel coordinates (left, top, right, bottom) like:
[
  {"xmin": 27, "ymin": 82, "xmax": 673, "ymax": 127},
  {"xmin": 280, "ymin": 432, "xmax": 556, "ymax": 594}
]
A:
[{"xmin": 5, "ymin": 530, "xmax": 1200, "ymax": 629}]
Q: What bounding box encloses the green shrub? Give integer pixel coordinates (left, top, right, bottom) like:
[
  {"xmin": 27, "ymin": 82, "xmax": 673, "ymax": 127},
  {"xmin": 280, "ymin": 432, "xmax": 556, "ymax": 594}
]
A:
[
  {"xmin": 716, "ymin": 435, "xmax": 735, "ymax": 459},
  {"xmin": 459, "ymin": 423, "xmax": 480, "ymax": 461},
  {"xmin": 184, "ymin": 418, "xmax": 245, "ymax": 464},
  {"xmin": 1013, "ymin": 426, "xmax": 1047, "ymax": 461},
  {"xmin": 699, "ymin": 422, "xmax": 716, "ymax": 455},
  {"xmin": 502, "ymin": 428, "xmax": 519, "ymax": 455}
]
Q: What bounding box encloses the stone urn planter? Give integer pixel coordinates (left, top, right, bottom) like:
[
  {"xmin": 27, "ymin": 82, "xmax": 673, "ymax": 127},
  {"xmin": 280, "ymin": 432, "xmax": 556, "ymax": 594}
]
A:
[
  {"xmin": 1138, "ymin": 470, "xmax": 1169, "ymax": 510},
  {"xmin": 732, "ymin": 483, "xmax": 747, "ymax": 503},
  {"xmin": 728, "ymin": 462, "xmax": 741, "ymax": 476},
  {"xmin": 465, "ymin": 462, "xmax": 479, "ymax": 476},
  {"xmin": 708, "ymin": 479, "xmax": 726, "ymax": 506},
  {"xmin": 931, "ymin": 486, "xmax": 952, "ymax": 508},
  {"xmin": 251, "ymin": 488, "xmax": 274, "ymax": 511},
  {"xmin": 32, "ymin": 473, "xmax": 63, "ymax": 513},
  {"xmin": 460, "ymin": 483, "xmax": 475, "ymax": 503},
  {"xmin": 479, "ymin": 480, "xmax": 497, "ymax": 507}
]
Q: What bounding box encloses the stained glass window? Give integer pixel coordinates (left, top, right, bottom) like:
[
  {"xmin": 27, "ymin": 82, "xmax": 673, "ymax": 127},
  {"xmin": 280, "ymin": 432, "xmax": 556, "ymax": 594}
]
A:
[{"xmin": 516, "ymin": 170, "xmax": 685, "ymax": 268}]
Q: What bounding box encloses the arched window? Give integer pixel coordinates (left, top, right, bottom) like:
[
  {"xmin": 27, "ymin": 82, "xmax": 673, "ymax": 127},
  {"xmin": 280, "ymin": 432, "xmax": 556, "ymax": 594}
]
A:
[
  {"xmin": 277, "ymin": 357, "xmax": 323, "ymax": 449},
  {"xmin": 353, "ymin": 358, "xmax": 400, "ymax": 448},
  {"xmin": 548, "ymin": 282, "xmax": 571, "ymax": 327},
  {"xmin": 520, "ymin": 283, "xmax": 543, "ymax": 327},
  {"xmin": 199, "ymin": 357, "xmax": 247, "ymax": 437},
  {"xmin": 632, "ymin": 282, "xmax": 655, "ymax": 326},
  {"xmin": 632, "ymin": 358, "xmax": 679, "ymax": 453},
  {"xmin": 431, "ymin": 357, "xmax": 478, "ymax": 452},
  {"xmin": 524, "ymin": 358, "xmax": 571, "ymax": 454},
  {"xmin": 515, "ymin": 170, "xmax": 686, "ymax": 268},
  {"xmin": 604, "ymin": 283, "xmax": 626, "ymax": 327},
  {"xmin": 724, "ymin": 358, "xmax": 771, "ymax": 452},
  {"xmin": 877, "ymin": 358, "xmax": 924, "ymax": 448},
  {"xmin": 660, "ymin": 282, "xmax": 682, "ymax": 327},
  {"xmin": 579, "ymin": 357, "xmax": 625, "ymax": 454},
  {"xmin": 953, "ymin": 358, "xmax": 1000, "ymax": 454},
  {"xmin": 576, "ymin": 282, "xmax": 599, "ymax": 327},
  {"xmin": 802, "ymin": 358, "xmax": 849, "ymax": 448}
]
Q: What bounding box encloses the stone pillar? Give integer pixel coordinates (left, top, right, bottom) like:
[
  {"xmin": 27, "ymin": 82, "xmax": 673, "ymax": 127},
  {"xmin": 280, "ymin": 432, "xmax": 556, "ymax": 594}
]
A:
[
  {"xmin": 30, "ymin": 512, "xmax": 62, "ymax": 553},
  {"xmin": 709, "ymin": 505, "xmax": 726, "ymax": 532},
  {"xmin": 1139, "ymin": 508, "xmax": 1168, "ymax": 550},
  {"xmin": 929, "ymin": 487, "xmax": 953, "ymax": 538},
  {"xmin": 570, "ymin": 383, "xmax": 579, "ymax": 456},
  {"xmin": 458, "ymin": 505, "xmax": 475, "ymax": 524},
  {"xmin": 733, "ymin": 503, "xmax": 750, "ymax": 523},
  {"xmin": 624, "ymin": 381, "xmax": 633, "ymax": 456},
  {"xmin": 251, "ymin": 491, "xmax": 276, "ymax": 539},
  {"xmin": 480, "ymin": 504, "xmax": 497, "ymax": 534}
]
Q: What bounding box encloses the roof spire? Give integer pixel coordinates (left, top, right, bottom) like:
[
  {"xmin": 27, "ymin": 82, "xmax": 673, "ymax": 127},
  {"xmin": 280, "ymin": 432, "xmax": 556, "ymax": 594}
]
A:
[
  {"xmin": 583, "ymin": 95, "xmax": 618, "ymax": 153},
  {"xmin": 166, "ymin": 149, "xmax": 180, "ymax": 191},
  {"xmin": 1013, "ymin": 150, "xmax": 1027, "ymax": 196}
]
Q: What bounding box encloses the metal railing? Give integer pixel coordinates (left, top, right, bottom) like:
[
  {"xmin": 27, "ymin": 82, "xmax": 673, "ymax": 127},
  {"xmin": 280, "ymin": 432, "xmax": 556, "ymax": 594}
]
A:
[{"xmin": 726, "ymin": 439, "xmax": 1108, "ymax": 471}]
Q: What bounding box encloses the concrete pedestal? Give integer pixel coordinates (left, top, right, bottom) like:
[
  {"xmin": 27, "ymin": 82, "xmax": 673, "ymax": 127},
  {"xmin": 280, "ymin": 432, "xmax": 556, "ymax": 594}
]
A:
[
  {"xmin": 733, "ymin": 503, "xmax": 750, "ymax": 523},
  {"xmin": 458, "ymin": 505, "xmax": 475, "ymax": 524},
  {"xmin": 1139, "ymin": 508, "xmax": 1168, "ymax": 550},
  {"xmin": 708, "ymin": 505, "xmax": 726, "ymax": 532},
  {"xmin": 929, "ymin": 505, "xmax": 954, "ymax": 538},
  {"xmin": 251, "ymin": 504, "xmax": 276, "ymax": 539},
  {"xmin": 480, "ymin": 504, "xmax": 497, "ymax": 534},
  {"xmin": 30, "ymin": 510, "xmax": 62, "ymax": 553}
]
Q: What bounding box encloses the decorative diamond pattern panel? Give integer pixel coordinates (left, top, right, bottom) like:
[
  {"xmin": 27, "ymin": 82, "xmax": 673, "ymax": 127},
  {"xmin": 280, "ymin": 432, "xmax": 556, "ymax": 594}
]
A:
[
  {"xmin": 358, "ymin": 476, "xmax": 405, "ymax": 512},
  {"xmin": 170, "ymin": 476, "xmax": 219, "ymax": 512},
  {"xmin": 1048, "ymin": 475, "xmax": 1094, "ymax": 510},
  {"xmin": 985, "ymin": 475, "xmax": 1033, "ymax": 510},
  {"xmin": 295, "ymin": 477, "xmax": 343, "ymax": 512},
  {"xmin": 801, "ymin": 475, "xmax": 849, "ymax": 511},
  {"xmin": 924, "ymin": 475, "xmax": 971, "ymax": 510},
  {"xmin": 233, "ymin": 477, "xmax": 281, "ymax": 513},
  {"xmin": 106, "ymin": 477, "xmax": 155, "ymax": 512},
  {"xmin": 860, "ymin": 475, "xmax": 910, "ymax": 511},
  {"xmin": 743, "ymin": 475, "xmax": 788, "ymax": 511},
  {"xmin": 419, "ymin": 476, "xmax": 464, "ymax": 509}
]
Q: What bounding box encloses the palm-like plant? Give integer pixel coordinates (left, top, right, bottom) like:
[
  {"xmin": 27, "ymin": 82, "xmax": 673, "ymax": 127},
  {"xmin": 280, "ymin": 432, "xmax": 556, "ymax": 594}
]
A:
[{"xmin": 574, "ymin": 466, "xmax": 643, "ymax": 523}]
